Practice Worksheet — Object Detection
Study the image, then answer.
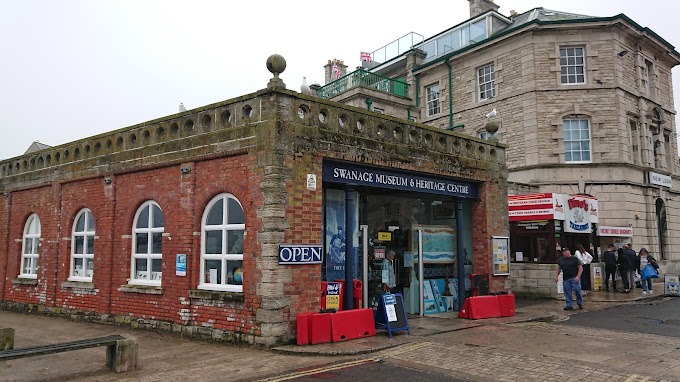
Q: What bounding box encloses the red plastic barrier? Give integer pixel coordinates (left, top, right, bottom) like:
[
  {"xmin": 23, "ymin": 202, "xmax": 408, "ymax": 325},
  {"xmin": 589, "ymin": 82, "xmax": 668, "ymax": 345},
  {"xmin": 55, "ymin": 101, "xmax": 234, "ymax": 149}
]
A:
[
  {"xmin": 498, "ymin": 294, "xmax": 515, "ymax": 317},
  {"xmin": 330, "ymin": 308, "xmax": 376, "ymax": 342},
  {"xmin": 296, "ymin": 313, "xmax": 313, "ymax": 345},
  {"xmin": 310, "ymin": 313, "xmax": 332, "ymax": 345},
  {"xmin": 458, "ymin": 298, "xmax": 470, "ymax": 318},
  {"xmin": 468, "ymin": 295, "xmax": 501, "ymax": 319}
]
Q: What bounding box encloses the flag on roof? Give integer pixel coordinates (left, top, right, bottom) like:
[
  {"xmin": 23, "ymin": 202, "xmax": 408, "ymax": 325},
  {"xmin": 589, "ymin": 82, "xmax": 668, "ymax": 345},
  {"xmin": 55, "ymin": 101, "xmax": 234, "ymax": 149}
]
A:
[
  {"xmin": 332, "ymin": 63, "xmax": 341, "ymax": 79},
  {"xmin": 360, "ymin": 52, "xmax": 372, "ymax": 62}
]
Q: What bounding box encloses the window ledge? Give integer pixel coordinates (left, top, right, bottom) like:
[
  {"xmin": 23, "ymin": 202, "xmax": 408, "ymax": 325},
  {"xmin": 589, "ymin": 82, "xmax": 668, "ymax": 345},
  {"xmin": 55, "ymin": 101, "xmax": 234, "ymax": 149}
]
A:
[
  {"xmin": 12, "ymin": 278, "xmax": 38, "ymax": 285},
  {"xmin": 189, "ymin": 289, "xmax": 244, "ymax": 302},
  {"xmin": 119, "ymin": 284, "xmax": 164, "ymax": 295},
  {"xmin": 61, "ymin": 281, "xmax": 95, "ymax": 290}
]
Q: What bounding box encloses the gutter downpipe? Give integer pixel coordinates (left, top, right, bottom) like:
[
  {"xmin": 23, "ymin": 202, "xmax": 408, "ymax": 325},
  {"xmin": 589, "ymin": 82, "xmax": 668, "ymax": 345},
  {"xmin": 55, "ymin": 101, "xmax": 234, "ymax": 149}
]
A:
[
  {"xmin": 407, "ymin": 74, "xmax": 420, "ymax": 120},
  {"xmin": 444, "ymin": 59, "xmax": 453, "ymax": 129}
]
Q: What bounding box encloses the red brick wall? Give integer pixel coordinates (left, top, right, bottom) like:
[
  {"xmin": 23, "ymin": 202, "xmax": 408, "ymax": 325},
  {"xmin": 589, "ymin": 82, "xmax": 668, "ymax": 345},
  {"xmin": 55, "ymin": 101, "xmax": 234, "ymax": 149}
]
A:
[
  {"xmin": 472, "ymin": 178, "xmax": 509, "ymax": 292},
  {"xmin": 1, "ymin": 154, "xmax": 264, "ymax": 336},
  {"xmin": 4, "ymin": 184, "xmax": 59, "ymax": 305}
]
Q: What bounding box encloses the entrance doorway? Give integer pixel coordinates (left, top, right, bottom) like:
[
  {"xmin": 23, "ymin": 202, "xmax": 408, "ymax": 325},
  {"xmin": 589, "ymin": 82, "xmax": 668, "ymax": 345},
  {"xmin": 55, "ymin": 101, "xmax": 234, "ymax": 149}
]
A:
[{"xmin": 323, "ymin": 187, "xmax": 473, "ymax": 314}]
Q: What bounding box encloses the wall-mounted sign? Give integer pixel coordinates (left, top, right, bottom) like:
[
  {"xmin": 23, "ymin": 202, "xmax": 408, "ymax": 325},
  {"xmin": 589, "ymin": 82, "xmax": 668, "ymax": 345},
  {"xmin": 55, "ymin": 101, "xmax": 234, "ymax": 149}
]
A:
[
  {"xmin": 374, "ymin": 247, "xmax": 386, "ymax": 260},
  {"xmin": 649, "ymin": 171, "xmax": 672, "ymax": 188},
  {"xmin": 597, "ymin": 226, "xmax": 633, "ymax": 237},
  {"xmin": 378, "ymin": 232, "xmax": 392, "ymax": 241},
  {"xmin": 323, "ymin": 160, "xmax": 477, "ymax": 198},
  {"xmin": 176, "ymin": 254, "xmax": 187, "ymax": 276},
  {"xmin": 307, "ymin": 174, "xmax": 317, "ymax": 190},
  {"xmin": 278, "ymin": 245, "xmax": 323, "ymax": 264},
  {"xmin": 492, "ymin": 236, "xmax": 510, "ymax": 276},
  {"xmin": 564, "ymin": 195, "xmax": 598, "ymax": 233}
]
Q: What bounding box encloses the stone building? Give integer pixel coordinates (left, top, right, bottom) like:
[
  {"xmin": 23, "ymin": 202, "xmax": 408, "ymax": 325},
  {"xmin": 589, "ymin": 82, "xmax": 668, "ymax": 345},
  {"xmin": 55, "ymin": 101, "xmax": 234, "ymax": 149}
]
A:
[
  {"xmin": 0, "ymin": 56, "xmax": 507, "ymax": 344},
  {"xmin": 317, "ymin": 0, "xmax": 680, "ymax": 296}
]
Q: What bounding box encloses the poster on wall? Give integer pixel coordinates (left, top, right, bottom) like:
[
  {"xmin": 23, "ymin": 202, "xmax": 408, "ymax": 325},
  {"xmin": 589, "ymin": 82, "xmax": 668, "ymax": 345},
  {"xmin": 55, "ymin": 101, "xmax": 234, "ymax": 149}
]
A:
[
  {"xmin": 325, "ymin": 189, "xmax": 347, "ymax": 281},
  {"xmin": 492, "ymin": 236, "xmax": 510, "ymax": 276},
  {"xmin": 412, "ymin": 225, "xmax": 456, "ymax": 263}
]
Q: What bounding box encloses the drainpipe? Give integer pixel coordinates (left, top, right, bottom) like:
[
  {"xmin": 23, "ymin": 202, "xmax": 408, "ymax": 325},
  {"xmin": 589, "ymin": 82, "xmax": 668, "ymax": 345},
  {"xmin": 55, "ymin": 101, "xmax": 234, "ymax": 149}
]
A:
[
  {"xmin": 407, "ymin": 74, "xmax": 420, "ymax": 120},
  {"xmin": 365, "ymin": 98, "xmax": 372, "ymax": 111},
  {"xmin": 444, "ymin": 59, "xmax": 453, "ymax": 130}
]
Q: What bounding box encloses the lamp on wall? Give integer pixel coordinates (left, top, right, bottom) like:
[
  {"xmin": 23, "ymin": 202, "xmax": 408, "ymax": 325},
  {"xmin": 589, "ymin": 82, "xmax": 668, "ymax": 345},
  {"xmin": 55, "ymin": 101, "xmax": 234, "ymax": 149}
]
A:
[
  {"xmin": 618, "ymin": 50, "xmax": 628, "ymax": 57},
  {"xmin": 104, "ymin": 177, "xmax": 112, "ymax": 185}
]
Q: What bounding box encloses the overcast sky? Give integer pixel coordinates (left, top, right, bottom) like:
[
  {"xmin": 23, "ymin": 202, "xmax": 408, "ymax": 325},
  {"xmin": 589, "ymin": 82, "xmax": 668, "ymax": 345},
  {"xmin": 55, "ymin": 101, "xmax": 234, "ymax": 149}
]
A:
[{"xmin": 1, "ymin": 0, "xmax": 679, "ymax": 160}]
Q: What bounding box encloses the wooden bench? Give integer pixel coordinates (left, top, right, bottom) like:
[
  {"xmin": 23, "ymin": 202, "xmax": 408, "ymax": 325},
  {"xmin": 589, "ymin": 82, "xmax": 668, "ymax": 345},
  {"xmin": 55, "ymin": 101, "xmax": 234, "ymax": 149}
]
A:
[{"xmin": 0, "ymin": 334, "xmax": 138, "ymax": 373}]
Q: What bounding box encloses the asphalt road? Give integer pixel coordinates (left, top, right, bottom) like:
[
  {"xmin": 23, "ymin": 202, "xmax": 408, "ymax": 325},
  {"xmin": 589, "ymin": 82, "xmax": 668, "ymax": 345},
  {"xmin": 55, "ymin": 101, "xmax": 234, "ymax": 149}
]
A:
[{"xmin": 558, "ymin": 297, "xmax": 680, "ymax": 337}]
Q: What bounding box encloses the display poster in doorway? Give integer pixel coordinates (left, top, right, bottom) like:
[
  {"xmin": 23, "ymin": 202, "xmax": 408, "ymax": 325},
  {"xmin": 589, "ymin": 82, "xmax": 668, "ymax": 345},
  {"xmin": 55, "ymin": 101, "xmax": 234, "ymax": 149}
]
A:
[
  {"xmin": 412, "ymin": 225, "xmax": 456, "ymax": 263},
  {"xmin": 324, "ymin": 189, "xmax": 359, "ymax": 281}
]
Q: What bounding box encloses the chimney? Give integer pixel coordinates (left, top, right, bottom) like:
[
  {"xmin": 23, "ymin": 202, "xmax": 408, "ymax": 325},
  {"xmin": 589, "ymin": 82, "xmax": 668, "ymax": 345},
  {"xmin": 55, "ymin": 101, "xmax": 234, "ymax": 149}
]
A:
[
  {"xmin": 324, "ymin": 59, "xmax": 348, "ymax": 84},
  {"xmin": 468, "ymin": 0, "xmax": 500, "ymax": 19}
]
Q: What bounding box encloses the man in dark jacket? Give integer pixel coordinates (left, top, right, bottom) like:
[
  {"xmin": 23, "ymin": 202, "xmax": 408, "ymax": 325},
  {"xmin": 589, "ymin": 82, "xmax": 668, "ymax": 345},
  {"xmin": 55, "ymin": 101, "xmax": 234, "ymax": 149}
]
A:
[
  {"xmin": 603, "ymin": 244, "xmax": 618, "ymax": 292},
  {"xmin": 617, "ymin": 244, "xmax": 633, "ymax": 292},
  {"xmin": 625, "ymin": 244, "xmax": 638, "ymax": 290}
]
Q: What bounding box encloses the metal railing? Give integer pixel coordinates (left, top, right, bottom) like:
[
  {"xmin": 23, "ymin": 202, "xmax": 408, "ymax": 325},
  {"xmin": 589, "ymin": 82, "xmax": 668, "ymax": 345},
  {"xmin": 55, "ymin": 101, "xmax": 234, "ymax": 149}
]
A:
[
  {"xmin": 370, "ymin": 32, "xmax": 424, "ymax": 64},
  {"xmin": 317, "ymin": 69, "xmax": 409, "ymax": 99}
]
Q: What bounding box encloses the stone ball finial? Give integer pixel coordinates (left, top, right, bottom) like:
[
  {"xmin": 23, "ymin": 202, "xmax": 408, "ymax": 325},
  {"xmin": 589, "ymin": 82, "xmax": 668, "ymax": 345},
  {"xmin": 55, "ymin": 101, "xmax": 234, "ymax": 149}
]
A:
[
  {"xmin": 266, "ymin": 54, "xmax": 286, "ymax": 77},
  {"xmin": 485, "ymin": 121, "xmax": 499, "ymax": 134}
]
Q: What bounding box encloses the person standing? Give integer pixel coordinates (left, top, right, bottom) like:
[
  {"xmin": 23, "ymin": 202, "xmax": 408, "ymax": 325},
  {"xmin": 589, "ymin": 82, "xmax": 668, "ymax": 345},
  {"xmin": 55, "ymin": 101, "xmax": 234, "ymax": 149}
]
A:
[
  {"xmin": 617, "ymin": 244, "xmax": 632, "ymax": 293},
  {"xmin": 624, "ymin": 243, "xmax": 638, "ymax": 291},
  {"xmin": 555, "ymin": 247, "xmax": 583, "ymax": 310},
  {"xmin": 603, "ymin": 244, "xmax": 618, "ymax": 292},
  {"xmin": 381, "ymin": 250, "xmax": 396, "ymax": 293},
  {"xmin": 574, "ymin": 244, "xmax": 593, "ymax": 295},
  {"xmin": 636, "ymin": 248, "xmax": 659, "ymax": 294}
]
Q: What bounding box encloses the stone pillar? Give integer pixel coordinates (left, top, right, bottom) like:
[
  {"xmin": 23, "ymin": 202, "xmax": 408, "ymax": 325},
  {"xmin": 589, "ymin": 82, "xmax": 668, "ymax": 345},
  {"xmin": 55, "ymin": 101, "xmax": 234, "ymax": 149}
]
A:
[
  {"xmin": 106, "ymin": 334, "xmax": 138, "ymax": 373},
  {"xmin": 0, "ymin": 326, "xmax": 14, "ymax": 350}
]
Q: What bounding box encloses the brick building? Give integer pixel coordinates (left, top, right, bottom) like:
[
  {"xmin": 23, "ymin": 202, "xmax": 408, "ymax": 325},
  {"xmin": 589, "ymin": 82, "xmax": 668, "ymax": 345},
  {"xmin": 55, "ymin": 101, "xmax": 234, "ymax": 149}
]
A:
[
  {"xmin": 318, "ymin": 0, "xmax": 680, "ymax": 296},
  {"xmin": 0, "ymin": 57, "xmax": 508, "ymax": 344}
]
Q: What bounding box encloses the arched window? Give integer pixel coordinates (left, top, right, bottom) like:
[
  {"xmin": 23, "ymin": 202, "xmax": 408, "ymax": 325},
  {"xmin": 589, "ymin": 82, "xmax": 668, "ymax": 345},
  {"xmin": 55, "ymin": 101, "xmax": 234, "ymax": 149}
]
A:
[
  {"xmin": 200, "ymin": 193, "xmax": 244, "ymax": 292},
  {"xmin": 131, "ymin": 201, "xmax": 164, "ymax": 285},
  {"xmin": 70, "ymin": 208, "xmax": 95, "ymax": 281},
  {"xmin": 20, "ymin": 214, "xmax": 41, "ymax": 278}
]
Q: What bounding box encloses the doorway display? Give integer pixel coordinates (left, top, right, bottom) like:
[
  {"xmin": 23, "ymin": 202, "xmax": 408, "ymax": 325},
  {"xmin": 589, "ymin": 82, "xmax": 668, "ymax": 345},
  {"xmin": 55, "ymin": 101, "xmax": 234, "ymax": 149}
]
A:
[{"xmin": 323, "ymin": 186, "xmax": 473, "ymax": 314}]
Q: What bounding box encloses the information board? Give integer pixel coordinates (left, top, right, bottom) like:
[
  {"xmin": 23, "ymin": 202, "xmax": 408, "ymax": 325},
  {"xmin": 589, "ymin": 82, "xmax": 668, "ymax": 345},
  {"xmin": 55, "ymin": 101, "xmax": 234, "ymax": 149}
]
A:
[
  {"xmin": 492, "ymin": 236, "xmax": 510, "ymax": 276},
  {"xmin": 374, "ymin": 293, "xmax": 410, "ymax": 338}
]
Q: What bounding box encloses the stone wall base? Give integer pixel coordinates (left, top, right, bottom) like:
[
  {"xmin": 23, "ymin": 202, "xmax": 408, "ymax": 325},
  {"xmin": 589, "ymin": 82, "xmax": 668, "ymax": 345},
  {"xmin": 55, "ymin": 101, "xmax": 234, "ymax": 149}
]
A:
[{"xmin": 0, "ymin": 301, "xmax": 291, "ymax": 347}]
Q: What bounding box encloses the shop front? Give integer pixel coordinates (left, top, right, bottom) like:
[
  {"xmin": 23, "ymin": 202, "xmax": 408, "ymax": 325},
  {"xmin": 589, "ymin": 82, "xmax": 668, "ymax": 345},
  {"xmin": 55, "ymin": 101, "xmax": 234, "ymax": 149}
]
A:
[
  {"xmin": 322, "ymin": 160, "xmax": 477, "ymax": 315},
  {"xmin": 508, "ymin": 193, "xmax": 600, "ymax": 297}
]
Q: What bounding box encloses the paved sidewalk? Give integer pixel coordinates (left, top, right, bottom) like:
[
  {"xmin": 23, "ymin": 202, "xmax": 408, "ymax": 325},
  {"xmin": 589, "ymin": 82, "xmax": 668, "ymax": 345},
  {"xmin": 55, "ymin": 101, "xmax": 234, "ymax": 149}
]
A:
[{"xmin": 0, "ymin": 289, "xmax": 667, "ymax": 381}]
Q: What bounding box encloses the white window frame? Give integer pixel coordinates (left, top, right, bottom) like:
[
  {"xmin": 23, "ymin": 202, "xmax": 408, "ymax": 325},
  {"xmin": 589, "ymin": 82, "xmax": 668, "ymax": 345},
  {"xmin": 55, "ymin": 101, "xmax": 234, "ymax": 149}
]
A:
[
  {"xmin": 69, "ymin": 208, "xmax": 95, "ymax": 282},
  {"xmin": 199, "ymin": 193, "xmax": 245, "ymax": 292},
  {"xmin": 563, "ymin": 119, "xmax": 592, "ymax": 163},
  {"xmin": 20, "ymin": 214, "xmax": 41, "ymax": 279},
  {"xmin": 426, "ymin": 84, "xmax": 440, "ymax": 117},
  {"xmin": 560, "ymin": 47, "xmax": 586, "ymax": 85},
  {"xmin": 130, "ymin": 201, "xmax": 164, "ymax": 286},
  {"xmin": 478, "ymin": 64, "xmax": 495, "ymax": 101}
]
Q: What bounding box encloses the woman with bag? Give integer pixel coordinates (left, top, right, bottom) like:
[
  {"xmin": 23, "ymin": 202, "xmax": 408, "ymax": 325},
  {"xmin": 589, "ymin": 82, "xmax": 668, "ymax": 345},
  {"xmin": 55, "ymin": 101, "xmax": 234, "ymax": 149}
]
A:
[
  {"xmin": 574, "ymin": 244, "xmax": 593, "ymax": 295},
  {"xmin": 637, "ymin": 248, "xmax": 659, "ymax": 294}
]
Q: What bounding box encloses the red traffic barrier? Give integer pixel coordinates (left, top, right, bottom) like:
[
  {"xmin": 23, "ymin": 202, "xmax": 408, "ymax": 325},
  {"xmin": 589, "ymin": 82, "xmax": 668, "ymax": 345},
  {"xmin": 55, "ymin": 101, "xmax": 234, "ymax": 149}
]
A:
[
  {"xmin": 498, "ymin": 294, "xmax": 515, "ymax": 317},
  {"xmin": 467, "ymin": 295, "xmax": 501, "ymax": 319},
  {"xmin": 458, "ymin": 298, "xmax": 470, "ymax": 318},
  {"xmin": 296, "ymin": 313, "xmax": 313, "ymax": 345},
  {"xmin": 310, "ymin": 313, "xmax": 332, "ymax": 345},
  {"xmin": 330, "ymin": 308, "xmax": 375, "ymax": 342}
]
